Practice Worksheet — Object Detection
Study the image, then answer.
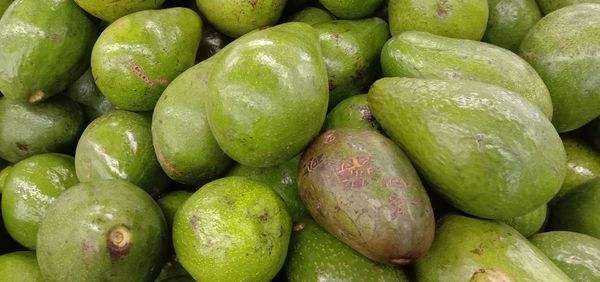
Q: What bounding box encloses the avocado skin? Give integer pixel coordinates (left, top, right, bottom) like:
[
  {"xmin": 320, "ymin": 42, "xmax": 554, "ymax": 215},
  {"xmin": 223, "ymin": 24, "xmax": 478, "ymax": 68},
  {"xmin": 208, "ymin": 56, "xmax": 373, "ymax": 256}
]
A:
[
  {"xmin": 499, "ymin": 204, "xmax": 548, "ymax": 237},
  {"xmin": 0, "ymin": 0, "xmax": 96, "ymax": 102},
  {"xmin": 65, "ymin": 69, "xmax": 113, "ymax": 120},
  {"xmin": 157, "ymin": 191, "xmax": 192, "ymax": 230},
  {"xmin": 318, "ymin": 0, "xmax": 383, "ymax": 19},
  {"xmin": 0, "ymin": 251, "xmax": 42, "ymax": 282},
  {"xmin": 550, "ymin": 178, "xmax": 600, "ymax": 239},
  {"xmin": 483, "ymin": 0, "xmax": 542, "ymax": 52},
  {"xmin": 555, "ymin": 136, "xmax": 600, "ymax": 201},
  {"xmin": 368, "ymin": 78, "xmax": 566, "ymax": 220},
  {"xmin": 287, "ymin": 7, "xmax": 335, "ymax": 25},
  {"xmin": 519, "ymin": 3, "xmax": 600, "ymax": 132},
  {"xmin": 537, "ymin": 0, "xmax": 600, "ymax": 14},
  {"xmin": 415, "ymin": 214, "xmax": 572, "ymax": 281},
  {"xmin": 0, "ymin": 0, "xmax": 12, "ymax": 16},
  {"xmin": 285, "ymin": 217, "xmax": 409, "ymax": 282},
  {"xmin": 0, "ymin": 96, "xmax": 85, "ymax": 163},
  {"xmin": 381, "ymin": 31, "xmax": 553, "ymax": 119},
  {"xmin": 324, "ymin": 94, "xmax": 381, "ymax": 131},
  {"xmin": 74, "ymin": 0, "xmax": 166, "ymax": 22}
]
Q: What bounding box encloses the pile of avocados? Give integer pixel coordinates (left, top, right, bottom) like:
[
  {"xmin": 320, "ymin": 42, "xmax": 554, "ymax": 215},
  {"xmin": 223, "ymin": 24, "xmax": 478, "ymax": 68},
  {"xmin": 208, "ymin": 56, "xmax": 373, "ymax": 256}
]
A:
[{"xmin": 0, "ymin": 0, "xmax": 600, "ymax": 281}]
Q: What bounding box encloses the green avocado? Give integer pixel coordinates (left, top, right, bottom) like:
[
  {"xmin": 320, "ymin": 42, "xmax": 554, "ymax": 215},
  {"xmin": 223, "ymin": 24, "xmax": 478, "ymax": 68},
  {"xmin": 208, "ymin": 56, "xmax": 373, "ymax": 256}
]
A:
[
  {"xmin": 368, "ymin": 78, "xmax": 566, "ymax": 220},
  {"xmin": 530, "ymin": 231, "xmax": 600, "ymax": 281},
  {"xmin": 37, "ymin": 180, "xmax": 169, "ymax": 282},
  {"xmin": 519, "ymin": 3, "xmax": 600, "ymax": 132},
  {"xmin": 157, "ymin": 191, "xmax": 192, "ymax": 230},
  {"xmin": 0, "ymin": 154, "xmax": 77, "ymax": 250},
  {"xmin": 499, "ymin": 204, "xmax": 548, "ymax": 237},
  {"xmin": 381, "ymin": 31, "xmax": 553, "ymax": 118},
  {"xmin": 91, "ymin": 8, "xmax": 202, "ymax": 111},
  {"xmin": 0, "ymin": 251, "xmax": 42, "ymax": 282},
  {"xmin": 550, "ymin": 178, "xmax": 600, "ymax": 239},
  {"xmin": 173, "ymin": 176, "xmax": 292, "ymax": 282},
  {"xmin": 537, "ymin": 0, "xmax": 600, "ymax": 14},
  {"xmin": 388, "ymin": 0, "xmax": 489, "ymax": 40},
  {"xmin": 555, "ymin": 136, "xmax": 600, "ymax": 201},
  {"xmin": 206, "ymin": 22, "xmax": 329, "ymax": 167},
  {"xmin": 196, "ymin": 0, "xmax": 285, "ymax": 38},
  {"xmin": 287, "ymin": 7, "xmax": 335, "ymax": 25},
  {"xmin": 0, "ymin": 0, "xmax": 12, "ymax": 16},
  {"xmin": 75, "ymin": 110, "xmax": 170, "ymax": 197},
  {"xmin": 0, "ymin": 0, "xmax": 96, "ymax": 103},
  {"xmin": 285, "ymin": 217, "xmax": 409, "ymax": 282},
  {"xmin": 0, "ymin": 96, "xmax": 85, "ymax": 163},
  {"xmin": 318, "ymin": 0, "xmax": 383, "ymax": 19},
  {"xmin": 415, "ymin": 214, "xmax": 572, "ymax": 281},
  {"xmin": 65, "ymin": 69, "xmax": 113, "ymax": 120},
  {"xmin": 323, "ymin": 94, "xmax": 381, "ymax": 131},
  {"xmin": 74, "ymin": 0, "xmax": 166, "ymax": 22},
  {"xmin": 315, "ymin": 18, "xmax": 389, "ymax": 108},
  {"xmin": 152, "ymin": 56, "xmax": 233, "ymax": 186},
  {"xmin": 299, "ymin": 129, "xmax": 435, "ymax": 265},
  {"xmin": 483, "ymin": 0, "xmax": 542, "ymax": 52}
]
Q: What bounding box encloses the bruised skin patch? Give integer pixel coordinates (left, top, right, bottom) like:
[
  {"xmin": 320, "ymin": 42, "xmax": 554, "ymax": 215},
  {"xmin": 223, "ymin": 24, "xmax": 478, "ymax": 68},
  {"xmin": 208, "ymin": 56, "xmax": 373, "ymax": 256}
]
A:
[
  {"xmin": 131, "ymin": 64, "xmax": 170, "ymax": 87},
  {"xmin": 303, "ymin": 154, "xmax": 324, "ymax": 176},
  {"xmin": 335, "ymin": 156, "xmax": 374, "ymax": 189},
  {"xmin": 107, "ymin": 225, "xmax": 131, "ymax": 259}
]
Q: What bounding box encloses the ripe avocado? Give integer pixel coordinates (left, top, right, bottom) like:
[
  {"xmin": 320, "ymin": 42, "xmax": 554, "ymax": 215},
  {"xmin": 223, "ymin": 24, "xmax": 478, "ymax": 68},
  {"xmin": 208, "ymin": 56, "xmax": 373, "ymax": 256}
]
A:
[
  {"xmin": 74, "ymin": 0, "xmax": 166, "ymax": 22},
  {"xmin": 483, "ymin": 0, "xmax": 542, "ymax": 52},
  {"xmin": 318, "ymin": 0, "xmax": 383, "ymax": 19},
  {"xmin": 287, "ymin": 7, "xmax": 335, "ymax": 25},
  {"xmin": 0, "ymin": 251, "xmax": 42, "ymax": 282},
  {"xmin": 323, "ymin": 94, "xmax": 381, "ymax": 131},
  {"xmin": 550, "ymin": 178, "xmax": 600, "ymax": 239},
  {"xmin": 499, "ymin": 204, "xmax": 548, "ymax": 237}
]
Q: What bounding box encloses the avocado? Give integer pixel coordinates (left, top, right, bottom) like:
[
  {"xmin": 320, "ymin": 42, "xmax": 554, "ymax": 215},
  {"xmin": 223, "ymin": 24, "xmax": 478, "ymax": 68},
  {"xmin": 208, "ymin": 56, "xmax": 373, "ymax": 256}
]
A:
[
  {"xmin": 381, "ymin": 31, "xmax": 553, "ymax": 118},
  {"xmin": 91, "ymin": 8, "xmax": 202, "ymax": 111},
  {"xmin": 37, "ymin": 180, "xmax": 169, "ymax": 282},
  {"xmin": 0, "ymin": 96, "xmax": 85, "ymax": 163},
  {"xmin": 556, "ymin": 136, "xmax": 600, "ymax": 201},
  {"xmin": 550, "ymin": 178, "xmax": 600, "ymax": 239},
  {"xmin": 299, "ymin": 129, "xmax": 435, "ymax": 265},
  {"xmin": 537, "ymin": 0, "xmax": 600, "ymax": 14},
  {"xmin": 415, "ymin": 214, "xmax": 572, "ymax": 281},
  {"xmin": 0, "ymin": 0, "xmax": 96, "ymax": 103},
  {"xmin": 0, "ymin": 251, "xmax": 42, "ymax": 282},
  {"xmin": 287, "ymin": 7, "xmax": 335, "ymax": 25},
  {"xmin": 318, "ymin": 0, "xmax": 383, "ymax": 19},
  {"xmin": 500, "ymin": 204, "xmax": 548, "ymax": 237},
  {"xmin": 173, "ymin": 176, "xmax": 292, "ymax": 282},
  {"xmin": 483, "ymin": 0, "xmax": 542, "ymax": 52},
  {"xmin": 368, "ymin": 78, "xmax": 566, "ymax": 219},
  {"xmin": 74, "ymin": 0, "xmax": 166, "ymax": 22},
  {"xmin": 323, "ymin": 94, "xmax": 381, "ymax": 131},
  {"xmin": 206, "ymin": 22, "xmax": 329, "ymax": 167},
  {"xmin": 75, "ymin": 110, "xmax": 170, "ymax": 197},
  {"xmin": 530, "ymin": 231, "xmax": 600, "ymax": 281},
  {"xmin": 0, "ymin": 0, "xmax": 12, "ymax": 16},
  {"xmin": 285, "ymin": 217, "xmax": 409, "ymax": 282},
  {"xmin": 157, "ymin": 191, "xmax": 192, "ymax": 230},
  {"xmin": 152, "ymin": 56, "xmax": 233, "ymax": 186},
  {"xmin": 315, "ymin": 18, "xmax": 389, "ymax": 108},
  {"xmin": 196, "ymin": 23, "xmax": 232, "ymax": 62},
  {"xmin": 196, "ymin": 0, "xmax": 285, "ymax": 38},
  {"xmin": 519, "ymin": 3, "xmax": 600, "ymax": 132},
  {"xmin": 388, "ymin": 0, "xmax": 489, "ymax": 40},
  {"xmin": 155, "ymin": 255, "xmax": 193, "ymax": 282},
  {"xmin": 1, "ymin": 153, "xmax": 77, "ymax": 250},
  {"xmin": 65, "ymin": 69, "xmax": 113, "ymax": 120}
]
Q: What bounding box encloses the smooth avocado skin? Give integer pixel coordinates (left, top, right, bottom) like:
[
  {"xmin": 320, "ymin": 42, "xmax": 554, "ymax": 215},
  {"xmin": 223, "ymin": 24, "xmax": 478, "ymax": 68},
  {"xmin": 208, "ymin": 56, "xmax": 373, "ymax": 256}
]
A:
[
  {"xmin": 483, "ymin": 0, "xmax": 542, "ymax": 52},
  {"xmin": 173, "ymin": 176, "xmax": 292, "ymax": 282},
  {"xmin": 206, "ymin": 22, "xmax": 329, "ymax": 167},
  {"xmin": 0, "ymin": 154, "xmax": 77, "ymax": 250},
  {"xmin": 299, "ymin": 129, "xmax": 435, "ymax": 265},
  {"xmin": 36, "ymin": 180, "xmax": 169, "ymax": 282},
  {"xmin": 157, "ymin": 191, "xmax": 193, "ymax": 230},
  {"xmin": 323, "ymin": 94, "xmax": 381, "ymax": 131},
  {"xmin": 74, "ymin": 0, "xmax": 166, "ymax": 22},
  {"xmin": 556, "ymin": 136, "xmax": 600, "ymax": 201},
  {"xmin": 315, "ymin": 18, "xmax": 390, "ymax": 108},
  {"xmin": 550, "ymin": 178, "xmax": 600, "ymax": 239},
  {"xmin": 415, "ymin": 214, "xmax": 572, "ymax": 281},
  {"xmin": 75, "ymin": 110, "xmax": 170, "ymax": 197},
  {"xmin": 530, "ymin": 231, "xmax": 600, "ymax": 281},
  {"xmin": 537, "ymin": 0, "xmax": 600, "ymax": 14},
  {"xmin": 381, "ymin": 31, "xmax": 553, "ymax": 119},
  {"xmin": 318, "ymin": 0, "xmax": 383, "ymax": 19},
  {"xmin": 0, "ymin": 96, "xmax": 85, "ymax": 163},
  {"xmin": 287, "ymin": 7, "xmax": 335, "ymax": 25},
  {"xmin": 0, "ymin": 0, "xmax": 12, "ymax": 16},
  {"xmin": 388, "ymin": 0, "xmax": 489, "ymax": 40},
  {"xmin": 65, "ymin": 69, "xmax": 113, "ymax": 120},
  {"xmin": 285, "ymin": 217, "xmax": 409, "ymax": 282},
  {"xmin": 152, "ymin": 56, "xmax": 233, "ymax": 186},
  {"xmin": 0, "ymin": 0, "xmax": 96, "ymax": 103},
  {"xmin": 499, "ymin": 204, "xmax": 548, "ymax": 237},
  {"xmin": 0, "ymin": 251, "xmax": 42, "ymax": 282},
  {"xmin": 91, "ymin": 8, "xmax": 202, "ymax": 111},
  {"xmin": 519, "ymin": 3, "xmax": 600, "ymax": 132},
  {"xmin": 368, "ymin": 78, "xmax": 566, "ymax": 220}
]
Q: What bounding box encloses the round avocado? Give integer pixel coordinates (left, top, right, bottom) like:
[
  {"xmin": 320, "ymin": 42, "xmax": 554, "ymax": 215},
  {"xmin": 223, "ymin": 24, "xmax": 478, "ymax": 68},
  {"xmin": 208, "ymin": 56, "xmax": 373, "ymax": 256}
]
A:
[
  {"xmin": 0, "ymin": 251, "xmax": 42, "ymax": 282},
  {"xmin": 483, "ymin": 0, "xmax": 542, "ymax": 52},
  {"xmin": 555, "ymin": 136, "xmax": 600, "ymax": 201},
  {"xmin": 499, "ymin": 204, "xmax": 548, "ymax": 237},
  {"xmin": 318, "ymin": 0, "xmax": 383, "ymax": 19},
  {"xmin": 550, "ymin": 178, "xmax": 600, "ymax": 239},
  {"xmin": 74, "ymin": 0, "xmax": 166, "ymax": 22},
  {"xmin": 157, "ymin": 191, "xmax": 193, "ymax": 230},
  {"xmin": 323, "ymin": 94, "xmax": 381, "ymax": 131}
]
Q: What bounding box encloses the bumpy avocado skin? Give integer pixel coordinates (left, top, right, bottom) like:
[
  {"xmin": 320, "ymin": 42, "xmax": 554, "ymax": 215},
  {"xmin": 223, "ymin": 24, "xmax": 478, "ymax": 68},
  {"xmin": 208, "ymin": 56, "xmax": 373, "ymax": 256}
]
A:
[
  {"xmin": 499, "ymin": 204, "xmax": 548, "ymax": 237},
  {"xmin": 65, "ymin": 69, "xmax": 113, "ymax": 120},
  {"xmin": 537, "ymin": 0, "xmax": 600, "ymax": 14},
  {"xmin": 74, "ymin": 0, "xmax": 166, "ymax": 22},
  {"xmin": 287, "ymin": 7, "xmax": 335, "ymax": 25},
  {"xmin": 318, "ymin": 0, "xmax": 383, "ymax": 19},
  {"xmin": 368, "ymin": 78, "xmax": 566, "ymax": 220},
  {"xmin": 483, "ymin": 0, "xmax": 542, "ymax": 52},
  {"xmin": 519, "ymin": 4, "xmax": 600, "ymax": 132},
  {"xmin": 550, "ymin": 178, "xmax": 600, "ymax": 239},
  {"xmin": 0, "ymin": 251, "xmax": 42, "ymax": 282},
  {"xmin": 0, "ymin": 0, "xmax": 97, "ymax": 102},
  {"xmin": 91, "ymin": 8, "xmax": 202, "ymax": 111},
  {"xmin": 324, "ymin": 94, "xmax": 381, "ymax": 131}
]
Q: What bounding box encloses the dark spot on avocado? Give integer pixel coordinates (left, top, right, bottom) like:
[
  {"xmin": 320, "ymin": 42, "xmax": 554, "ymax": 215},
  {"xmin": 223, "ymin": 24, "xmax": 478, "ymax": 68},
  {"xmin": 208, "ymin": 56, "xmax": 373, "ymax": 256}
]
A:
[
  {"xmin": 351, "ymin": 105, "xmax": 374, "ymax": 121},
  {"xmin": 293, "ymin": 223, "xmax": 305, "ymax": 232},
  {"xmin": 335, "ymin": 156, "xmax": 374, "ymax": 189},
  {"xmin": 131, "ymin": 64, "xmax": 170, "ymax": 87},
  {"xmin": 248, "ymin": 0, "xmax": 258, "ymax": 8},
  {"xmin": 437, "ymin": 0, "xmax": 450, "ymax": 17},
  {"xmin": 16, "ymin": 142, "xmax": 29, "ymax": 151},
  {"xmin": 107, "ymin": 225, "xmax": 131, "ymax": 260},
  {"xmin": 258, "ymin": 210, "xmax": 270, "ymax": 222},
  {"xmin": 384, "ymin": 177, "xmax": 408, "ymax": 189},
  {"xmin": 224, "ymin": 196, "xmax": 234, "ymax": 207},
  {"xmin": 475, "ymin": 134, "xmax": 485, "ymax": 151},
  {"xmin": 470, "ymin": 247, "xmax": 483, "ymax": 256},
  {"xmin": 80, "ymin": 240, "xmax": 94, "ymax": 252},
  {"xmin": 189, "ymin": 215, "xmax": 198, "ymax": 228},
  {"xmin": 155, "ymin": 145, "xmax": 183, "ymax": 176}
]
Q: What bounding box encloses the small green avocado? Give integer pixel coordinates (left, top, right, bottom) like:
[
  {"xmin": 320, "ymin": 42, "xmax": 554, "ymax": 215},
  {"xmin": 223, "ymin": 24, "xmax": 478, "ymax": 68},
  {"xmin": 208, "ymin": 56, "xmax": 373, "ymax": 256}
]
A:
[
  {"xmin": 483, "ymin": 0, "xmax": 542, "ymax": 52},
  {"xmin": 537, "ymin": 0, "xmax": 600, "ymax": 14},
  {"xmin": 555, "ymin": 136, "xmax": 600, "ymax": 201},
  {"xmin": 499, "ymin": 204, "xmax": 548, "ymax": 237},
  {"xmin": 0, "ymin": 251, "xmax": 42, "ymax": 282},
  {"xmin": 550, "ymin": 178, "xmax": 600, "ymax": 239},
  {"xmin": 74, "ymin": 0, "xmax": 166, "ymax": 22},
  {"xmin": 318, "ymin": 0, "xmax": 383, "ymax": 19},
  {"xmin": 323, "ymin": 94, "xmax": 381, "ymax": 131},
  {"xmin": 157, "ymin": 191, "xmax": 193, "ymax": 230},
  {"xmin": 65, "ymin": 69, "xmax": 113, "ymax": 120},
  {"xmin": 287, "ymin": 7, "xmax": 335, "ymax": 25}
]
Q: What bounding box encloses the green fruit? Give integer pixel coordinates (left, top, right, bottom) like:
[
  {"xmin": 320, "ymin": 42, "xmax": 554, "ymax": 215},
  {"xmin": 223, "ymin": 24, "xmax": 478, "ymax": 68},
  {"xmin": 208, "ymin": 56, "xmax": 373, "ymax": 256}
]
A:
[
  {"xmin": 1, "ymin": 154, "xmax": 77, "ymax": 250},
  {"xmin": 299, "ymin": 129, "xmax": 435, "ymax": 264},
  {"xmin": 368, "ymin": 78, "xmax": 566, "ymax": 219},
  {"xmin": 537, "ymin": 0, "xmax": 600, "ymax": 14},
  {"xmin": 388, "ymin": 0, "xmax": 489, "ymax": 40},
  {"xmin": 550, "ymin": 178, "xmax": 600, "ymax": 239},
  {"xmin": 206, "ymin": 22, "xmax": 328, "ymax": 167},
  {"xmin": 227, "ymin": 156, "xmax": 308, "ymax": 222},
  {"xmin": 285, "ymin": 217, "xmax": 409, "ymax": 282},
  {"xmin": 318, "ymin": 0, "xmax": 383, "ymax": 19},
  {"xmin": 92, "ymin": 8, "xmax": 202, "ymax": 111},
  {"xmin": 483, "ymin": 0, "xmax": 542, "ymax": 52},
  {"xmin": 152, "ymin": 56, "xmax": 233, "ymax": 186},
  {"xmin": 0, "ymin": 0, "xmax": 96, "ymax": 102},
  {"xmin": 381, "ymin": 31, "xmax": 553, "ymax": 118},
  {"xmin": 157, "ymin": 191, "xmax": 192, "ymax": 230},
  {"xmin": 74, "ymin": 0, "xmax": 166, "ymax": 22},
  {"xmin": 323, "ymin": 94, "xmax": 381, "ymax": 131},
  {"xmin": 196, "ymin": 0, "xmax": 285, "ymax": 38},
  {"xmin": 530, "ymin": 231, "xmax": 600, "ymax": 281},
  {"xmin": 173, "ymin": 176, "xmax": 292, "ymax": 282},
  {"xmin": 287, "ymin": 7, "xmax": 335, "ymax": 25},
  {"xmin": 519, "ymin": 3, "xmax": 600, "ymax": 132},
  {"xmin": 315, "ymin": 18, "xmax": 389, "ymax": 108},
  {"xmin": 0, "ymin": 0, "xmax": 12, "ymax": 16},
  {"xmin": 75, "ymin": 110, "xmax": 170, "ymax": 196},
  {"xmin": 0, "ymin": 96, "xmax": 85, "ymax": 163},
  {"xmin": 0, "ymin": 251, "xmax": 42, "ymax": 282},
  {"xmin": 415, "ymin": 214, "xmax": 572, "ymax": 281},
  {"xmin": 65, "ymin": 69, "xmax": 113, "ymax": 120},
  {"xmin": 556, "ymin": 136, "xmax": 600, "ymax": 200},
  {"xmin": 499, "ymin": 204, "xmax": 548, "ymax": 237}
]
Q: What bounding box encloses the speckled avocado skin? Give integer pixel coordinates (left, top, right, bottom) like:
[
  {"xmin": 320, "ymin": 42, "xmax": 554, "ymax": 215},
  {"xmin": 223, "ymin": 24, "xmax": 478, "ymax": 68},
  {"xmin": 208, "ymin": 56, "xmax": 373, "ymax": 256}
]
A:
[
  {"xmin": 324, "ymin": 94, "xmax": 381, "ymax": 131},
  {"xmin": 537, "ymin": 0, "xmax": 600, "ymax": 14},
  {"xmin": 74, "ymin": 0, "xmax": 166, "ymax": 22},
  {"xmin": 318, "ymin": 0, "xmax": 383, "ymax": 19},
  {"xmin": 91, "ymin": 8, "xmax": 202, "ymax": 111},
  {"xmin": 499, "ymin": 204, "xmax": 548, "ymax": 237},
  {"xmin": 483, "ymin": 0, "xmax": 542, "ymax": 52},
  {"xmin": 368, "ymin": 78, "xmax": 566, "ymax": 220},
  {"xmin": 519, "ymin": 4, "xmax": 600, "ymax": 132},
  {"xmin": 0, "ymin": 251, "xmax": 43, "ymax": 282},
  {"xmin": 0, "ymin": 0, "xmax": 97, "ymax": 102},
  {"xmin": 550, "ymin": 178, "xmax": 600, "ymax": 239}
]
